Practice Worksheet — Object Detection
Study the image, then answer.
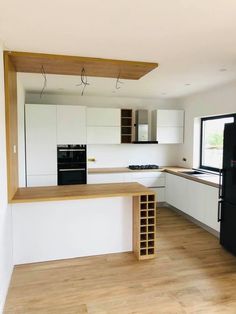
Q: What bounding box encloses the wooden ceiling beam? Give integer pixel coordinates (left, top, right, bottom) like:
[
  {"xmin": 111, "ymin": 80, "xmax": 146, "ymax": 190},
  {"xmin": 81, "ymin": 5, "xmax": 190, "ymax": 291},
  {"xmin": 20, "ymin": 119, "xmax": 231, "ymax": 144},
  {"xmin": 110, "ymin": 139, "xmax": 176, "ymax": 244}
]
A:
[{"xmin": 5, "ymin": 51, "xmax": 158, "ymax": 80}]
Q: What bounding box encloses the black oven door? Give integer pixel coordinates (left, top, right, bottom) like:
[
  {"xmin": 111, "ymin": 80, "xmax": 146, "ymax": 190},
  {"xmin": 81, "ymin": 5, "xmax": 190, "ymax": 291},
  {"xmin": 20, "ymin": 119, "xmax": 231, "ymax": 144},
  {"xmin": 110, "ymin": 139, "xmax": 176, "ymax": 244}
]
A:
[
  {"xmin": 58, "ymin": 164, "xmax": 87, "ymax": 185},
  {"xmin": 57, "ymin": 145, "xmax": 86, "ymax": 164}
]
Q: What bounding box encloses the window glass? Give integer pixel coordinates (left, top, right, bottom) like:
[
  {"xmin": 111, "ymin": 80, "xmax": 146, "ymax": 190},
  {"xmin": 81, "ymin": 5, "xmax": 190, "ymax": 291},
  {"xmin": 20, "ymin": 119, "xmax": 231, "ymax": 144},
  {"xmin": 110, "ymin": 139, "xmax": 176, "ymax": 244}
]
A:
[{"xmin": 200, "ymin": 115, "xmax": 234, "ymax": 171}]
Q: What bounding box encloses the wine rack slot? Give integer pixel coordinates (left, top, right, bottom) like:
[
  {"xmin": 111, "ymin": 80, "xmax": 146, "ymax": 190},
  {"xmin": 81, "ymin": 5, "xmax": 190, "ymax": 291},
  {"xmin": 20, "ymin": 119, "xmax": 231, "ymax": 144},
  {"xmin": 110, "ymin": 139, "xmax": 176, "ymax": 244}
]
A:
[
  {"xmin": 141, "ymin": 203, "xmax": 147, "ymax": 210},
  {"xmin": 133, "ymin": 194, "xmax": 156, "ymax": 260},
  {"xmin": 140, "ymin": 234, "xmax": 147, "ymax": 241},
  {"xmin": 141, "ymin": 195, "xmax": 147, "ymax": 202}
]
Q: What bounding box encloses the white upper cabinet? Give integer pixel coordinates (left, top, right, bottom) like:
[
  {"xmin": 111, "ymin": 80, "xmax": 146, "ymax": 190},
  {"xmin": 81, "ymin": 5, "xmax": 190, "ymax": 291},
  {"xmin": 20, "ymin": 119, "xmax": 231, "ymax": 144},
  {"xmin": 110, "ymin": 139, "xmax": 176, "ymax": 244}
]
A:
[
  {"xmin": 87, "ymin": 108, "xmax": 121, "ymax": 126},
  {"xmin": 25, "ymin": 104, "xmax": 57, "ymax": 176},
  {"xmin": 152, "ymin": 109, "xmax": 184, "ymax": 144},
  {"xmin": 87, "ymin": 108, "xmax": 121, "ymax": 144},
  {"xmin": 156, "ymin": 110, "xmax": 184, "ymax": 127},
  {"xmin": 57, "ymin": 105, "xmax": 86, "ymax": 144}
]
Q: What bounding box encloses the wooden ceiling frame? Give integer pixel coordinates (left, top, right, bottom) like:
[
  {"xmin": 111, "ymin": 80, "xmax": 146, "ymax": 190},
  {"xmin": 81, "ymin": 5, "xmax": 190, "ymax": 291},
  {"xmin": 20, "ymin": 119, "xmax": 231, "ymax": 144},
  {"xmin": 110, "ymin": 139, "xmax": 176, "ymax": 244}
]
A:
[
  {"xmin": 4, "ymin": 50, "xmax": 158, "ymax": 201},
  {"xmin": 6, "ymin": 51, "xmax": 158, "ymax": 80}
]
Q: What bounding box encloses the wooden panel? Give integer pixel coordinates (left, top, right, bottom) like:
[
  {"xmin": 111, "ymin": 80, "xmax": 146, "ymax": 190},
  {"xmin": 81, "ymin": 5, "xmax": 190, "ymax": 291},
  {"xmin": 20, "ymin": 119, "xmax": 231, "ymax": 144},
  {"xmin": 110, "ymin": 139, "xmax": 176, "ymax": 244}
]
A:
[
  {"xmin": 11, "ymin": 182, "xmax": 153, "ymax": 203},
  {"xmin": 4, "ymin": 52, "xmax": 18, "ymax": 201},
  {"xmin": 121, "ymin": 109, "xmax": 134, "ymax": 143},
  {"xmin": 6, "ymin": 51, "xmax": 158, "ymax": 80}
]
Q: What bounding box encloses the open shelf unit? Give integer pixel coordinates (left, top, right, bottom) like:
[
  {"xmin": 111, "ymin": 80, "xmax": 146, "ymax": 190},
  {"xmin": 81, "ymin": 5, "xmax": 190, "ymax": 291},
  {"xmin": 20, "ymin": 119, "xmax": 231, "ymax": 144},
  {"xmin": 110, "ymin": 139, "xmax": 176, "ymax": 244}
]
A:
[
  {"xmin": 133, "ymin": 194, "xmax": 156, "ymax": 260},
  {"xmin": 121, "ymin": 109, "xmax": 134, "ymax": 143}
]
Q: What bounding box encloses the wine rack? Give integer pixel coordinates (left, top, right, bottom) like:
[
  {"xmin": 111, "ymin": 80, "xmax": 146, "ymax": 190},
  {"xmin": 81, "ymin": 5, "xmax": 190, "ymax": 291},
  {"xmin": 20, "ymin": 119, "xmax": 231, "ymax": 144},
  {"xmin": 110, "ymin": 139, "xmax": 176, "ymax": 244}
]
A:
[
  {"xmin": 121, "ymin": 109, "xmax": 134, "ymax": 143},
  {"xmin": 133, "ymin": 194, "xmax": 156, "ymax": 260}
]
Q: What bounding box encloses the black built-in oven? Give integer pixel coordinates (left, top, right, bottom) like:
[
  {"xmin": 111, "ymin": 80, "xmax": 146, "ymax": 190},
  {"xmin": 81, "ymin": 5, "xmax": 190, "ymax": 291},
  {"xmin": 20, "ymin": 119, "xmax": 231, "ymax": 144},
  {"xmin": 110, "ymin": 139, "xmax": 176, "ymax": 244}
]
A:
[{"xmin": 57, "ymin": 145, "xmax": 87, "ymax": 185}]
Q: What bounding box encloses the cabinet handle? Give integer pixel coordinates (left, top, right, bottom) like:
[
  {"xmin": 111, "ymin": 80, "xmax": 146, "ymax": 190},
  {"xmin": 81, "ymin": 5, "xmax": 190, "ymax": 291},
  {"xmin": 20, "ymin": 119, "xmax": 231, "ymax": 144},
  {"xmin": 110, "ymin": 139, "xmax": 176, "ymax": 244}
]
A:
[
  {"xmin": 58, "ymin": 149, "xmax": 85, "ymax": 152},
  {"xmin": 218, "ymin": 200, "xmax": 223, "ymax": 222},
  {"xmin": 218, "ymin": 169, "xmax": 223, "ymax": 199},
  {"xmin": 59, "ymin": 168, "xmax": 86, "ymax": 172}
]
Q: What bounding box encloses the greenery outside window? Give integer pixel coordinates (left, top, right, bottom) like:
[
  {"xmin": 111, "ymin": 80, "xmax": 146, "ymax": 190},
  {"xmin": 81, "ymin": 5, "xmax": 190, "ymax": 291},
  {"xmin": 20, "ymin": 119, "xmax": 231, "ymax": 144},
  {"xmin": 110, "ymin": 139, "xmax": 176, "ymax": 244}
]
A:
[{"xmin": 200, "ymin": 114, "xmax": 236, "ymax": 172}]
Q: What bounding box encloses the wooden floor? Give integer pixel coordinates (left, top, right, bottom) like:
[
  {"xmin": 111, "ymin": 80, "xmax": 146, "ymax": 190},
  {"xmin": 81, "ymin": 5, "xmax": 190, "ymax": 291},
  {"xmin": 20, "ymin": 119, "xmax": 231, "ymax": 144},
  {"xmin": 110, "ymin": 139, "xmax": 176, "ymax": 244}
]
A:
[{"xmin": 4, "ymin": 207, "xmax": 236, "ymax": 313}]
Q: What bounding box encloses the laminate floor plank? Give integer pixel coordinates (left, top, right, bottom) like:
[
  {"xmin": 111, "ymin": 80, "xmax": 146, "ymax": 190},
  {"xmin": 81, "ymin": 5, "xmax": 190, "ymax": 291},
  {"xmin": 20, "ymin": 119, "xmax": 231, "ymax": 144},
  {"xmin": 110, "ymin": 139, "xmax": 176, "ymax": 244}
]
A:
[{"xmin": 4, "ymin": 207, "xmax": 236, "ymax": 313}]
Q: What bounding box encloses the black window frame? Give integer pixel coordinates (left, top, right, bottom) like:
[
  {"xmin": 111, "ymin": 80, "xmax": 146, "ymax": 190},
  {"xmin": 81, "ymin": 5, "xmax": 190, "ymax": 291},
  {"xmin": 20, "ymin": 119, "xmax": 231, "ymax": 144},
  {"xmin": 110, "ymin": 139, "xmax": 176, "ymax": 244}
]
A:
[{"xmin": 200, "ymin": 113, "xmax": 236, "ymax": 172}]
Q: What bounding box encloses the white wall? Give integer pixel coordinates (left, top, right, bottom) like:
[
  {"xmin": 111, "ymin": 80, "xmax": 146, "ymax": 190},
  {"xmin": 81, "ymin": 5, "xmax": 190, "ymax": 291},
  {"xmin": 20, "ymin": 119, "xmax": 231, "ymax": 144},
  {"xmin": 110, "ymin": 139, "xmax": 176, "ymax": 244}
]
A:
[
  {"xmin": 87, "ymin": 144, "xmax": 178, "ymax": 168},
  {"xmin": 0, "ymin": 44, "xmax": 13, "ymax": 312},
  {"xmin": 176, "ymin": 80, "xmax": 236, "ymax": 168}
]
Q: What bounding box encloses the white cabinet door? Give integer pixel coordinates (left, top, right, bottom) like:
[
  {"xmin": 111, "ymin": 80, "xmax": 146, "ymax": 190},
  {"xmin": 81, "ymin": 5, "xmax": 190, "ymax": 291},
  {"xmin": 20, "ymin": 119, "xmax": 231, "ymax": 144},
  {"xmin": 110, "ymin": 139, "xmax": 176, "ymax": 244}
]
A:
[
  {"xmin": 166, "ymin": 173, "xmax": 187, "ymax": 212},
  {"xmin": 57, "ymin": 105, "xmax": 86, "ymax": 144},
  {"xmin": 157, "ymin": 127, "xmax": 183, "ymax": 144},
  {"xmin": 186, "ymin": 180, "xmax": 205, "ymax": 222},
  {"xmin": 25, "ymin": 104, "xmax": 57, "ymax": 176},
  {"xmin": 166, "ymin": 173, "xmax": 219, "ymax": 231},
  {"xmin": 87, "ymin": 108, "xmax": 121, "ymax": 126},
  {"xmin": 204, "ymin": 186, "xmax": 220, "ymax": 231},
  {"xmin": 153, "ymin": 109, "xmax": 184, "ymax": 144},
  {"xmin": 149, "ymin": 187, "xmax": 165, "ymax": 202},
  {"xmin": 27, "ymin": 175, "xmax": 57, "ymax": 187},
  {"xmin": 157, "ymin": 110, "xmax": 184, "ymax": 127},
  {"xmin": 87, "ymin": 173, "xmax": 124, "ymax": 184},
  {"xmin": 126, "ymin": 171, "xmax": 166, "ymax": 202},
  {"xmin": 87, "ymin": 126, "xmax": 121, "ymax": 144}
]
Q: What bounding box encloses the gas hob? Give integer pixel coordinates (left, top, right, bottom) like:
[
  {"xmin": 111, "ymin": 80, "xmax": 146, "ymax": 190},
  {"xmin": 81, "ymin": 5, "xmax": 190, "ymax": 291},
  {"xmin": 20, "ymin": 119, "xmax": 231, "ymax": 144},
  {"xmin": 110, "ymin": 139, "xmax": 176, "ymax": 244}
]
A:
[{"xmin": 128, "ymin": 165, "xmax": 160, "ymax": 170}]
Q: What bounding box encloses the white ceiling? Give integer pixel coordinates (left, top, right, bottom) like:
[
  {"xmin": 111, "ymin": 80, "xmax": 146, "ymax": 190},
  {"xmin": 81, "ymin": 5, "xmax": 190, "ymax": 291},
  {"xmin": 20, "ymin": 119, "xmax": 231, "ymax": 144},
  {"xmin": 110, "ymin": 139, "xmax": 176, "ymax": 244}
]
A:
[{"xmin": 2, "ymin": 0, "xmax": 236, "ymax": 98}]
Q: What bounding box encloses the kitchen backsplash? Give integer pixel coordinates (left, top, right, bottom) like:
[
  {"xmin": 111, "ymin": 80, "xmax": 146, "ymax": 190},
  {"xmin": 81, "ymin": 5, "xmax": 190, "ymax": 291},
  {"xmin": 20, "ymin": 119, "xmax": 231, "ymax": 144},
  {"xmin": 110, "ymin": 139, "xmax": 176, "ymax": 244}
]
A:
[{"xmin": 87, "ymin": 144, "xmax": 179, "ymax": 168}]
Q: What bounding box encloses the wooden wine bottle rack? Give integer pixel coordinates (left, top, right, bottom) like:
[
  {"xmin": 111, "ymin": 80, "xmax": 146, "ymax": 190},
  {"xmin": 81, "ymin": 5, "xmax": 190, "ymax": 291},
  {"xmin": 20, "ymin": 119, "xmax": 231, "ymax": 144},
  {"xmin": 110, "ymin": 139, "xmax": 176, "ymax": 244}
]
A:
[{"xmin": 133, "ymin": 194, "xmax": 156, "ymax": 260}]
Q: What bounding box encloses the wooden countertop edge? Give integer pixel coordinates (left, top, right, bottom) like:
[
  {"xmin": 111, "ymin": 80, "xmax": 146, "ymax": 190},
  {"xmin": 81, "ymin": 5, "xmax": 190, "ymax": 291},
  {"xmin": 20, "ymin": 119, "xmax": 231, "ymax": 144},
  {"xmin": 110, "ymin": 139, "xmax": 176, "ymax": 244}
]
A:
[
  {"xmin": 88, "ymin": 166, "xmax": 219, "ymax": 188},
  {"xmin": 165, "ymin": 169, "xmax": 219, "ymax": 188},
  {"xmin": 11, "ymin": 182, "xmax": 153, "ymax": 204},
  {"xmin": 10, "ymin": 192, "xmax": 147, "ymax": 204}
]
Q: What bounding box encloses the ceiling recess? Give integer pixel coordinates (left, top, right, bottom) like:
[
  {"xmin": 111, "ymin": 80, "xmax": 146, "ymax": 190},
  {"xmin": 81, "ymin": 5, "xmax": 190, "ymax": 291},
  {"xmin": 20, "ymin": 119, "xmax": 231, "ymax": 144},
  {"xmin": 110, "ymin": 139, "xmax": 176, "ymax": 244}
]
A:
[{"xmin": 5, "ymin": 51, "xmax": 158, "ymax": 80}]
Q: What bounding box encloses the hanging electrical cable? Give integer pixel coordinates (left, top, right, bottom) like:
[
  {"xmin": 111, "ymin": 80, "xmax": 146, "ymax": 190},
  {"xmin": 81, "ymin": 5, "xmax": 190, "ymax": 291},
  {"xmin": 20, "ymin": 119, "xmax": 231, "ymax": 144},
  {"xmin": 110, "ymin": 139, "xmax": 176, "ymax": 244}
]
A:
[
  {"xmin": 76, "ymin": 67, "xmax": 90, "ymax": 96},
  {"xmin": 115, "ymin": 72, "xmax": 124, "ymax": 90},
  {"xmin": 40, "ymin": 65, "xmax": 47, "ymax": 98}
]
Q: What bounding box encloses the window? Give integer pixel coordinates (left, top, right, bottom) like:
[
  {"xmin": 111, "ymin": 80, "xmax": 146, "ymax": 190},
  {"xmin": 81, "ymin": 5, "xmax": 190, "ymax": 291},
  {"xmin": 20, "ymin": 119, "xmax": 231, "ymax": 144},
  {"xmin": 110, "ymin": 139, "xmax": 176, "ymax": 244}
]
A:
[{"xmin": 200, "ymin": 114, "xmax": 236, "ymax": 172}]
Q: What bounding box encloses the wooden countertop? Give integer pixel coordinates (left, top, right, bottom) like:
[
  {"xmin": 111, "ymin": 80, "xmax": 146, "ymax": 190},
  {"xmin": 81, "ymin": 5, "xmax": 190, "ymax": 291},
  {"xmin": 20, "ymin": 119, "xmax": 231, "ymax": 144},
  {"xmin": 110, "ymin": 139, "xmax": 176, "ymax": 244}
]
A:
[
  {"xmin": 88, "ymin": 167, "xmax": 166, "ymax": 174},
  {"xmin": 88, "ymin": 167, "xmax": 219, "ymax": 188},
  {"xmin": 11, "ymin": 182, "xmax": 153, "ymax": 204},
  {"xmin": 165, "ymin": 168, "xmax": 219, "ymax": 188}
]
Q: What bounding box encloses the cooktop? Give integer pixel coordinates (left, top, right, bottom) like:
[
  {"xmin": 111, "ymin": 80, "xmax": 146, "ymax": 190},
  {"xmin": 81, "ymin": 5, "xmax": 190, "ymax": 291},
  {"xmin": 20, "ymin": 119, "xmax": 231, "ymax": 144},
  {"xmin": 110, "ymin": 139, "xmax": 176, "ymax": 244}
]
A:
[{"xmin": 128, "ymin": 165, "xmax": 160, "ymax": 170}]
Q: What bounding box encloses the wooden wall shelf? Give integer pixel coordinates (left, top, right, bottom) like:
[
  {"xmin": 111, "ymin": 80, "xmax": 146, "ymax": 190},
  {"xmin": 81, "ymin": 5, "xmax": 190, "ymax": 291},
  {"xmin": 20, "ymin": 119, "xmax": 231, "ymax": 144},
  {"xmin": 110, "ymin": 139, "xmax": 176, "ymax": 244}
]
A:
[{"xmin": 121, "ymin": 109, "xmax": 134, "ymax": 143}]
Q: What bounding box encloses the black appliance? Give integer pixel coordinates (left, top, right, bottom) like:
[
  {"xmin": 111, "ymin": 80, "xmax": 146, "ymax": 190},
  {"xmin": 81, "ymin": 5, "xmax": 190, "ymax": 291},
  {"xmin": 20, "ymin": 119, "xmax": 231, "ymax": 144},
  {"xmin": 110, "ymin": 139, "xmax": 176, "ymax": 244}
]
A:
[
  {"xmin": 219, "ymin": 123, "xmax": 236, "ymax": 255},
  {"xmin": 128, "ymin": 165, "xmax": 159, "ymax": 170},
  {"xmin": 57, "ymin": 145, "xmax": 87, "ymax": 185}
]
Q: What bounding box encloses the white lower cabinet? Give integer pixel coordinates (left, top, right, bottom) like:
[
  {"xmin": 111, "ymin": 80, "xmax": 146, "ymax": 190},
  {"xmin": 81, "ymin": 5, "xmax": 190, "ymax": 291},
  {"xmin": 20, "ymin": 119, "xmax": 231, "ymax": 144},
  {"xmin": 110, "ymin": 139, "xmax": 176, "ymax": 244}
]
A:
[
  {"xmin": 166, "ymin": 173, "xmax": 220, "ymax": 232},
  {"xmin": 88, "ymin": 171, "xmax": 166, "ymax": 202},
  {"xmin": 149, "ymin": 187, "xmax": 165, "ymax": 202},
  {"xmin": 87, "ymin": 173, "xmax": 125, "ymax": 184},
  {"xmin": 27, "ymin": 175, "xmax": 57, "ymax": 187}
]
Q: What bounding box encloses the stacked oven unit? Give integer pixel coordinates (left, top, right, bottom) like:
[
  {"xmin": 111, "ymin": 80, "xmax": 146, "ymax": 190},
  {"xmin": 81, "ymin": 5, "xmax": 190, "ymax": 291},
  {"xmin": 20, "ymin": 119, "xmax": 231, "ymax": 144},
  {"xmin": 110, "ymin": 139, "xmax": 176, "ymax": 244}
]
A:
[{"xmin": 57, "ymin": 145, "xmax": 87, "ymax": 185}]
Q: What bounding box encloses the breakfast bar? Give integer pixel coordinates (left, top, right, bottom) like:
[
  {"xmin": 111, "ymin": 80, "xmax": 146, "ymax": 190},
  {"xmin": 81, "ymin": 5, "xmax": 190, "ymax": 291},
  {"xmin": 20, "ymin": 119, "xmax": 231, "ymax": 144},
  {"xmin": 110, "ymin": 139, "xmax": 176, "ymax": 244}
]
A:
[{"xmin": 11, "ymin": 182, "xmax": 156, "ymax": 264}]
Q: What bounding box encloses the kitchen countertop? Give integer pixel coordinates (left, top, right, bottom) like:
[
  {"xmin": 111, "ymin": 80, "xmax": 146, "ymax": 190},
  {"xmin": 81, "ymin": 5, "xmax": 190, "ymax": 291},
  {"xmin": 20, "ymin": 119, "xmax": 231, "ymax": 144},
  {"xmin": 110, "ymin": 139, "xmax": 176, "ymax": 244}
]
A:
[
  {"xmin": 88, "ymin": 166, "xmax": 220, "ymax": 188},
  {"xmin": 11, "ymin": 182, "xmax": 153, "ymax": 204},
  {"xmin": 88, "ymin": 167, "xmax": 166, "ymax": 174}
]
